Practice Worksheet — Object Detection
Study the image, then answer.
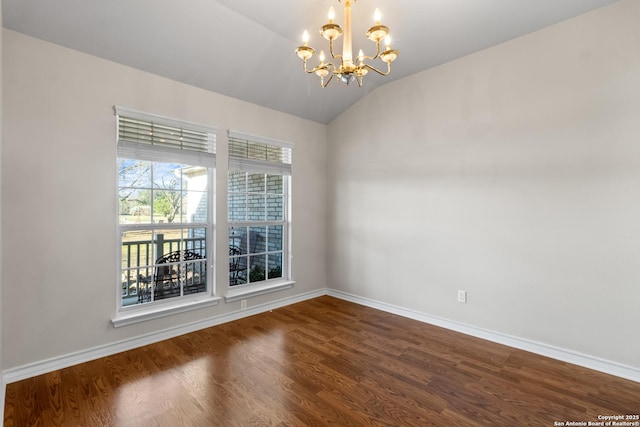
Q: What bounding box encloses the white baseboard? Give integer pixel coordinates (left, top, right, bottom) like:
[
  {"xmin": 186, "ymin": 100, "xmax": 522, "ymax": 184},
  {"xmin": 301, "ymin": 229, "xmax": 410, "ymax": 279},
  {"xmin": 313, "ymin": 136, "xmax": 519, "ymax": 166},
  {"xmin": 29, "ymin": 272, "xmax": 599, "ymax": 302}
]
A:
[
  {"xmin": 327, "ymin": 289, "xmax": 640, "ymax": 383},
  {"xmin": 2, "ymin": 287, "xmax": 638, "ymax": 398},
  {"xmin": 1, "ymin": 289, "xmax": 325, "ymax": 386}
]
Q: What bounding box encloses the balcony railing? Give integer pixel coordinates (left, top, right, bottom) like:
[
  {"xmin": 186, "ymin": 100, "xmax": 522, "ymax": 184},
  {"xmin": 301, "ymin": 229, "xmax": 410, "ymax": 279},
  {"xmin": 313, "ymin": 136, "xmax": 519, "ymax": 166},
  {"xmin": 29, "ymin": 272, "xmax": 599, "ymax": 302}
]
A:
[{"xmin": 122, "ymin": 234, "xmax": 206, "ymax": 305}]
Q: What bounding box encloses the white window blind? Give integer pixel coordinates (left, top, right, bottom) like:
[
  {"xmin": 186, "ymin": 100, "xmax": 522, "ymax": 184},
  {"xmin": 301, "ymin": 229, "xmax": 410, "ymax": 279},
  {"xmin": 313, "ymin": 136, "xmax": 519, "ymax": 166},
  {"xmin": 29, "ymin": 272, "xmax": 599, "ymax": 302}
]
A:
[
  {"xmin": 115, "ymin": 106, "xmax": 217, "ymax": 167},
  {"xmin": 228, "ymin": 130, "xmax": 293, "ymax": 175}
]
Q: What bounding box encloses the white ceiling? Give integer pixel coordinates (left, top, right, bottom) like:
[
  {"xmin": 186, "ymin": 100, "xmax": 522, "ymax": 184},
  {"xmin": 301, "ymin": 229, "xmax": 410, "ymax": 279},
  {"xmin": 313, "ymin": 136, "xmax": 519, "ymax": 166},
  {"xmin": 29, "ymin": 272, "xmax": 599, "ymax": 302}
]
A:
[{"xmin": 2, "ymin": 0, "xmax": 620, "ymax": 124}]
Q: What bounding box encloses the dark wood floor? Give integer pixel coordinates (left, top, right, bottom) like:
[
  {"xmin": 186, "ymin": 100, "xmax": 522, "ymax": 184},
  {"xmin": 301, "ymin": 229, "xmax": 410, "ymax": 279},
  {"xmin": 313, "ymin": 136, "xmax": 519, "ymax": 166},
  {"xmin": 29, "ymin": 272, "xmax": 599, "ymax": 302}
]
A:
[{"xmin": 4, "ymin": 296, "xmax": 639, "ymax": 426}]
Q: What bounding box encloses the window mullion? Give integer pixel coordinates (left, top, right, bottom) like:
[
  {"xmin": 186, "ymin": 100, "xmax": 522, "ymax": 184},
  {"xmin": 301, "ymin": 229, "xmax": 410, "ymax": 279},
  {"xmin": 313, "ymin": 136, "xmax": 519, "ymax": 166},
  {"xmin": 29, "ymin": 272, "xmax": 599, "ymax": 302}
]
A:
[{"xmin": 150, "ymin": 164, "xmax": 155, "ymax": 224}]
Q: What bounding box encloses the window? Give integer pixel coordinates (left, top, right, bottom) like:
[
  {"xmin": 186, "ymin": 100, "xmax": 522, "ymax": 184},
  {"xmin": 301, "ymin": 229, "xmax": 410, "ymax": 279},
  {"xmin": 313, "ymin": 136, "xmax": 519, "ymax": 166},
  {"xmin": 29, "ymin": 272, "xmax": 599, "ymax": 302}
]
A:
[
  {"xmin": 116, "ymin": 106, "xmax": 216, "ymax": 310},
  {"xmin": 227, "ymin": 131, "xmax": 292, "ymax": 289}
]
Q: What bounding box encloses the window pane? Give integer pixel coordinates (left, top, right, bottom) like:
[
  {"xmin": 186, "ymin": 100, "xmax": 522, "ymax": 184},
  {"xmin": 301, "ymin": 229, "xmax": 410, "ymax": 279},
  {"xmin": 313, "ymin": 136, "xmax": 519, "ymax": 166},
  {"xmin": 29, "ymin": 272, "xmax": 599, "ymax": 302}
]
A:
[
  {"xmin": 247, "ymin": 173, "xmax": 265, "ymax": 193},
  {"xmin": 266, "ymin": 174, "xmax": 283, "ymax": 194},
  {"xmin": 229, "ymin": 256, "xmax": 247, "ymax": 286},
  {"xmin": 183, "ymin": 167, "xmax": 208, "ymax": 189},
  {"xmin": 185, "ymin": 227, "xmax": 207, "ymax": 256},
  {"xmin": 249, "ymin": 226, "xmax": 267, "ymax": 254},
  {"xmin": 184, "ymin": 259, "xmax": 207, "ymax": 295},
  {"xmin": 228, "ymin": 194, "xmax": 246, "ymax": 221},
  {"xmin": 230, "ymin": 227, "xmax": 247, "ymax": 255},
  {"xmin": 119, "ymin": 188, "xmax": 152, "ymax": 224},
  {"xmin": 228, "ymin": 171, "xmax": 246, "ymax": 192},
  {"xmin": 247, "ymin": 194, "xmax": 265, "ymax": 221},
  {"xmin": 249, "ymin": 255, "xmax": 266, "ymax": 282},
  {"xmin": 182, "ymin": 166, "xmax": 208, "ymax": 223},
  {"xmin": 153, "ymin": 190, "xmax": 182, "ymax": 224},
  {"xmin": 153, "ymin": 229, "xmax": 207, "ymax": 301},
  {"xmin": 184, "ymin": 191, "xmax": 207, "ymax": 223},
  {"xmin": 154, "ymin": 259, "xmax": 181, "ymax": 301},
  {"xmin": 122, "ymin": 230, "xmax": 154, "ymax": 270},
  {"xmin": 121, "ymin": 230, "xmax": 154, "ymax": 307},
  {"xmin": 268, "ymin": 226, "xmax": 283, "ymax": 251},
  {"xmin": 229, "ymin": 224, "xmax": 246, "ymax": 286},
  {"xmin": 266, "ymin": 195, "xmax": 284, "ymax": 221},
  {"xmin": 153, "ymin": 163, "xmax": 182, "ymax": 190},
  {"xmin": 119, "ymin": 159, "xmax": 151, "ymax": 188},
  {"xmin": 151, "ymin": 228, "xmax": 207, "ymax": 258},
  {"xmin": 153, "ymin": 229, "xmax": 173, "ymax": 259},
  {"xmin": 268, "ymin": 253, "xmax": 283, "ymax": 279}
]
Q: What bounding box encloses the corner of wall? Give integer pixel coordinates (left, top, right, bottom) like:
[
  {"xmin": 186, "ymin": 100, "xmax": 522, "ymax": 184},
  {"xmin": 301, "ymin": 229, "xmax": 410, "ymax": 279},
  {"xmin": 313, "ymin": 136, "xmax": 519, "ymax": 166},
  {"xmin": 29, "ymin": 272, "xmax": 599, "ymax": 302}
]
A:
[{"xmin": 1, "ymin": 10, "xmax": 6, "ymax": 424}]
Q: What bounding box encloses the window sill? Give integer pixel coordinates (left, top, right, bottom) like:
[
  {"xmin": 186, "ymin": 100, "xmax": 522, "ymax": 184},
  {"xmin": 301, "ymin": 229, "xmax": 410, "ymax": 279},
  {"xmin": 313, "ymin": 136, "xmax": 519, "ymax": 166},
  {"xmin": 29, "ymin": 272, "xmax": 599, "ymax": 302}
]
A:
[
  {"xmin": 224, "ymin": 280, "xmax": 295, "ymax": 303},
  {"xmin": 111, "ymin": 296, "xmax": 223, "ymax": 328}
]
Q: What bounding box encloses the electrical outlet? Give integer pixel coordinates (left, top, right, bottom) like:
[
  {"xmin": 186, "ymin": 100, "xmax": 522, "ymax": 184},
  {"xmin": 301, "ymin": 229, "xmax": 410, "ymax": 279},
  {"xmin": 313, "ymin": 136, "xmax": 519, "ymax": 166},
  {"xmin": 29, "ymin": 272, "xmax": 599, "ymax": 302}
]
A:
[
  {"xmin": 241, "ymin": 299, "xmax": 247, "ymax": 310},
  {"xmin": 457, "ymin": 290, "xmax": 467, "ymax": 303}
]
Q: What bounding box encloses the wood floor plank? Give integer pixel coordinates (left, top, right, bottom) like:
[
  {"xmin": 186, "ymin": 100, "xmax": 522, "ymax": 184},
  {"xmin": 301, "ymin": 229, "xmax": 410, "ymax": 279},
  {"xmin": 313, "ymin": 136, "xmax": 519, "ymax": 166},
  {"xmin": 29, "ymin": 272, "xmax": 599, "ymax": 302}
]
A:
[{"xmin": 4, "ymin": 296, "xmax": 640, "ymax": 426}]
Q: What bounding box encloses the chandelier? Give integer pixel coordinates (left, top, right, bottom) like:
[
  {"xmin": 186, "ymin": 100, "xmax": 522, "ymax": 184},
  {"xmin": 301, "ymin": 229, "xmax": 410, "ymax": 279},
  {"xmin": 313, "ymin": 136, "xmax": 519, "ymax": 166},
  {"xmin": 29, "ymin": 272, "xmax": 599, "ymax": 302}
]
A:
[{"xmin": 295, "ymin": 0, "xmax": 399, "ymax": 87}]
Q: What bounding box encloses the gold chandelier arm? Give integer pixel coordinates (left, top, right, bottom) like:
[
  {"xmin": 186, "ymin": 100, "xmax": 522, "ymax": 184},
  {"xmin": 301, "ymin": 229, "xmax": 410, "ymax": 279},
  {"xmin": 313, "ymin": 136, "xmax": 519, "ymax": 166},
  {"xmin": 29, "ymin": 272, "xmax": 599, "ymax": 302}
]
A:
[
  {"xmin": 302, "ymin": 60, "xmax": 317, "ymax": 74},
  {"xmin": 370, "ymin": 39, "xmax": 382, "ymax": 60},
  {"xmin": 362, "ymin": 61, "xmax": 392, "ymax": 76},
  {"xmin": 356, "ymin": 40, "xmax": 382, "ymax": 63},
  {"xmin": 329, "ymin": 38, "xmax": 342, "ymax": 60},
  {"xmin": 321, "ymin": 73, "xmax": 335, "ymax": 87},
  {"xmin": 303, "ymin": 60, "xmax": 335, "ymax": 75},
  {"xmin": 358, "ymin": 53, "xmax": 376, "ymax": 62},
  {"xmin": 319, "ymin": 63, "xmax": 337, "ymax": 76}
]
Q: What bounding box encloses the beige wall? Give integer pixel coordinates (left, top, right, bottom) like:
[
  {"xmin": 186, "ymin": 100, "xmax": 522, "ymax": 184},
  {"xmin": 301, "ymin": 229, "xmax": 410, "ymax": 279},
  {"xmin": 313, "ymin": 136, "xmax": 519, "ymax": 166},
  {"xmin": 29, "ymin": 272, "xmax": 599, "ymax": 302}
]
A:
[
  {"xmin": 1, "ymin": 0, "xmax": 4, "ymax": 381},
  {"xmin": 3, "ymin": 0, "xmax": 639, "ymax": 376},
  {"xmin": 327, "ymin": 0, "xmax": 640, "ymax": 368},
  {"xmin": 1, "ymin": 29, "xmax": 327, "ymax": 369}
]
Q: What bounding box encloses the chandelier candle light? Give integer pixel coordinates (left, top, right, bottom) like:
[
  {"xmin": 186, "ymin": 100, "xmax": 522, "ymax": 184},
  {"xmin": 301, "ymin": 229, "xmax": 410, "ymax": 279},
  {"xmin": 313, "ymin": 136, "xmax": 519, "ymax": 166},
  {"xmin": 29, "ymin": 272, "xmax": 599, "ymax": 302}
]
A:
[{"xmin": 295, "ymin": 0, "xmax": 399, "ymax": 87}]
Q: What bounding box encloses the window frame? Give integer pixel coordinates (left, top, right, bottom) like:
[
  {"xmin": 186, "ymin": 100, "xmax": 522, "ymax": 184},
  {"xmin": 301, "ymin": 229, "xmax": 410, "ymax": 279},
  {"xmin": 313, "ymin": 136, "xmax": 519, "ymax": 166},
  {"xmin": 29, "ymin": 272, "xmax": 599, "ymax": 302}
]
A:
[
  {"xmin": 228, "ymin": 171, "xmax": 289, "ymax": 287},
  {"xmin": 225, "ymin": 130, "xmax": 294, "ymax": 301},
  {"xmin": 112, "ymin": 106, "xmax": 220, "ymax": 327}
]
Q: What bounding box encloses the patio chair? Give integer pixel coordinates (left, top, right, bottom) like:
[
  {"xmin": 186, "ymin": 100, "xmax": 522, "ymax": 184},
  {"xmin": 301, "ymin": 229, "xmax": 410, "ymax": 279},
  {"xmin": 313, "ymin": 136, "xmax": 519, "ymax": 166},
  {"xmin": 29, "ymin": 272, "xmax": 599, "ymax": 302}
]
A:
[
  {"xmin": 154, "ymin": 249, "xmax": 206, "ymax": 300},
  {"xmin": 229, "ymin": 245, "xmax": 246, "ymax": 286}
]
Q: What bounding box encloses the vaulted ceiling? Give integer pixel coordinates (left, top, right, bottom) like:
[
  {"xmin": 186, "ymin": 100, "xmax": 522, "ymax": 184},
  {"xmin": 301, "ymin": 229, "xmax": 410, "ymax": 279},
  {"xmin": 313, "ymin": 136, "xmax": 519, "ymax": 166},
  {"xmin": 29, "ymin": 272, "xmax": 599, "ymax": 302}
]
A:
[{"xmin": 2, "ymin": 0, "xmax": 620, "ymax": 124}]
